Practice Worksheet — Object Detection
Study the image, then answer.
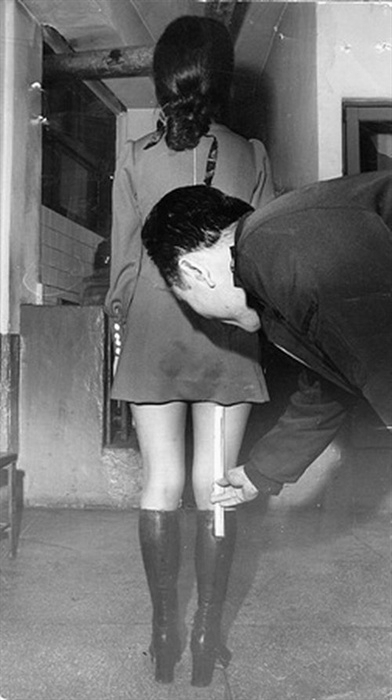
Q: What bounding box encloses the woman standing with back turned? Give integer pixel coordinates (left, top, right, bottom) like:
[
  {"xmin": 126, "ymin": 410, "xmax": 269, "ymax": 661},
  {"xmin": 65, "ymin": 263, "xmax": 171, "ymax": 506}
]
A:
[{"xmin": 105, "ymin": 16, "xmax": 274, "ymax": 687}]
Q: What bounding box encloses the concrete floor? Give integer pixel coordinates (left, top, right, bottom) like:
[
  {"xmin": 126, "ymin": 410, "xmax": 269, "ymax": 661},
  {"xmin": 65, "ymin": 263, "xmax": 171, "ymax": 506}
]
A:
[{"xmin": 0, "ymin": 488, "xmax": 391, "ymax": 700}]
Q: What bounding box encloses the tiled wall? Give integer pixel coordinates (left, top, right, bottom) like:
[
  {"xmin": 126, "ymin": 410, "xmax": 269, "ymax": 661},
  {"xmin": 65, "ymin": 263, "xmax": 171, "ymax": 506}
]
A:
[{"xmin": 41, "ymin": 206, "xmax": 103, "ymax": 304}]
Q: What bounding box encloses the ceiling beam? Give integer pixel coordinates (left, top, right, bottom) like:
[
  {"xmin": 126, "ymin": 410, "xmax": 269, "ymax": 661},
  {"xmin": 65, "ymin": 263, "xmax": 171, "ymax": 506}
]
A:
[{"xmin": 44, "ymin": 42, "xmax": 154, "ymax": 83}]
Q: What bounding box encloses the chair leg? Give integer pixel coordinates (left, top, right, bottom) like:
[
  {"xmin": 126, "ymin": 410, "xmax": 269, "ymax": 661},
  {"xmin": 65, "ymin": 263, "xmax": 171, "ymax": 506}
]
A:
[{"xmin": 8, "ymin": 461, "xmax": 17, "ymax": 558}]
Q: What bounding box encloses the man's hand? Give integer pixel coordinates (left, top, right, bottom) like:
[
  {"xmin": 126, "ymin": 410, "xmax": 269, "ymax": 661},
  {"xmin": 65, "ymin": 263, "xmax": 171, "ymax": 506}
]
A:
[{"xmin": 211, "ymin": 466, "xmax": 259, "ymax": 507}]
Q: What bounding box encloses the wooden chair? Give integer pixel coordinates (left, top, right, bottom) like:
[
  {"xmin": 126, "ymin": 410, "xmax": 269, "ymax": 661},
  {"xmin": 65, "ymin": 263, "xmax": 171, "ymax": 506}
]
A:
[{"xmin": 0, "ymin": 452, "xmax": 18, "ymax": 557}]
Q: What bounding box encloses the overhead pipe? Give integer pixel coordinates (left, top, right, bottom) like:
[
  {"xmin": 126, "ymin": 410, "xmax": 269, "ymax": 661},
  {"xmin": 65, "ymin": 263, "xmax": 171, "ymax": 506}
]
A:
[{"xmin": 44, "ymin": 44, "xmax": 154, "ymax": 82}]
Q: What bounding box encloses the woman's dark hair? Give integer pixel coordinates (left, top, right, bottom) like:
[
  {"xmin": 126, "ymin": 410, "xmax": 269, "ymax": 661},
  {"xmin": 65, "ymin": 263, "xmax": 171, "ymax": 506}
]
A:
[
  {"xmin": 153, "ymin": 15, "xmax": 234, "ymax": 151},
  {"xmin": 142, "ymin": 185, "xmax": 253, "ymax": 286}
]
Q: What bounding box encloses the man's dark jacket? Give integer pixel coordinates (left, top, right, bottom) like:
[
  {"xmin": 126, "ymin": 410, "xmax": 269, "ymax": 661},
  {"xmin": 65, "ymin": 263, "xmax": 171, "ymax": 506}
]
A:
[{"xmin": 233, "ymin": 172, "xmax": 392, "ymax": 495}]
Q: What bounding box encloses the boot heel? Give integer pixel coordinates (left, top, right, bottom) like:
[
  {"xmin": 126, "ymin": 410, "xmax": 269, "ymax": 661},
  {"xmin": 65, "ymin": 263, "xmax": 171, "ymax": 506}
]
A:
[
  {"xmin": 150, "ymin": 627, "xmax": 181, "ymax": 684},
  {"xmin": 154, "ymin": 647, "xmax": 177, "ymax": 683},
  {"xmin": 191, "ymin": 650, "xmax": 216, "ymax": 687}
]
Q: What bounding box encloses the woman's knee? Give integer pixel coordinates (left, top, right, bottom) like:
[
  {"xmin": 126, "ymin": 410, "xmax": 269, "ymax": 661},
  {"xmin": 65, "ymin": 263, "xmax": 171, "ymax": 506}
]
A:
[{"xmin": 140, "ymin": 456, "xmax": 186, "ymax": 507}]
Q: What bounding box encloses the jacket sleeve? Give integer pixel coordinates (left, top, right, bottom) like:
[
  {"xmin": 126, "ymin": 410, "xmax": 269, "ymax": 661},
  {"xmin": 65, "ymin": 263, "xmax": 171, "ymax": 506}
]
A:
[
  {"xmin": 243, "ymin": 370, "xmax": 349, "ymax": 495},
  {"xmin": 249, "ymin": 139, "xmax": 276, "ymax": 209},
  {"xmin": 104, "ymin": 140, "xmax": 142, "ymax": 321}
]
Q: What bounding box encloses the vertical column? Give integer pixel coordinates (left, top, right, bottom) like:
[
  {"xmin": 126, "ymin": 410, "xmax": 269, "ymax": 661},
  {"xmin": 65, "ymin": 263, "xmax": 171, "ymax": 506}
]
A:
[
  {"xmin": 0, "ymin": 0, "xmax": 15, "ymax": 452},
  {"xmin": 0, "ymin": 0, "xmax": 15, "ymax": 335}
]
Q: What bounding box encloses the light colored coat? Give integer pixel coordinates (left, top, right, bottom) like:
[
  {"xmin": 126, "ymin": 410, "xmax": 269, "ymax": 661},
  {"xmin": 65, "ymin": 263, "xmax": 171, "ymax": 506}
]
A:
[{"xmin": 106, "ymin": 122, "xmax": 275, "ymax": 320}]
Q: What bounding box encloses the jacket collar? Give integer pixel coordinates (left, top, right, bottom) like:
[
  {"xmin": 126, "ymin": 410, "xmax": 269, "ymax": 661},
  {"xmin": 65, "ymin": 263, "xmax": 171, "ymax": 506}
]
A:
[{"xmin": 231, "ymin": 212, "xmax": 252, "ymax": 288}]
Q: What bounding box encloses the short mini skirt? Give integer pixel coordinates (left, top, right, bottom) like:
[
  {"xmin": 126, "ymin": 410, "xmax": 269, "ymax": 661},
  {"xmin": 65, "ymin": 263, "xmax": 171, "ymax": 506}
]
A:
[{"xmin": 111, "ymin": 252, "xmax": 269, "ymax": 405}]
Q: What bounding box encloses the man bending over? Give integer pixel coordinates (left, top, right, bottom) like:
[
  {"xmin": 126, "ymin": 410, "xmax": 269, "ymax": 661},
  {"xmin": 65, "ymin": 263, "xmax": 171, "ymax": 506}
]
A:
[{"xmin": 142, "ymin": 172, "xmax": 392, "ymax": 506}]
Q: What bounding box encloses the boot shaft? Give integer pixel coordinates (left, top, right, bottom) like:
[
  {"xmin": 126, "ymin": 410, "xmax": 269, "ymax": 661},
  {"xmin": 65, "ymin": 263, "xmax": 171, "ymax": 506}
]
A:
[
  {"xmin": 191, "ymin": 509, "xmax": 237, "ymax": 687},
  {"xmin": 138, "ymin": 509, "xmax": 181, "ymax": 684},
  {"xmin": 194, "ymin": 509, "xmax": 237, "ymax": 608},
  {"xmin": 139, "ymin": 509, "xmax": 180, "ymax": 617}
]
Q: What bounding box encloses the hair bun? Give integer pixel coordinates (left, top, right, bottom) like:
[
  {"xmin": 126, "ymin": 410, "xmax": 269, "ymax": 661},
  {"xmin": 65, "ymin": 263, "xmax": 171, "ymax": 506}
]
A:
[{"xmin": 164, "ymin": 97, "xmax": 211, "ymax": 151}]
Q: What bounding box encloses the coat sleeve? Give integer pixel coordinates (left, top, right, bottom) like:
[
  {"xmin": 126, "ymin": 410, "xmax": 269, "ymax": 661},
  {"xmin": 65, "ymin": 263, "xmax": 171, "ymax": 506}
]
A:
[
  {"xmin": 243, "ymin": 370, "xmax": 349, "ymax": 495},
  {"xmin": 104, "ymin": 140, "xmax": 142, "ymax": 321},
  {"xmin": 249, "ymin": 139, "xmax": 276, "ymax": 209}
]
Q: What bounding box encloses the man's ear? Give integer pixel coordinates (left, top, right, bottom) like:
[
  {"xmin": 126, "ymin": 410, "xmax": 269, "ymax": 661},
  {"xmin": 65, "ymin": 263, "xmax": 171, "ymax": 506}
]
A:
[{"xmin": 178, "ymin": 257, "xmax": 215, "ymax": 288}]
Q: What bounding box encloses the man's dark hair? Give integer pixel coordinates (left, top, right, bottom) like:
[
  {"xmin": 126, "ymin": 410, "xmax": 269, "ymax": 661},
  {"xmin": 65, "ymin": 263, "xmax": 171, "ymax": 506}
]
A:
[{"xmin": 142, "ymin": 185, "xmax": 253, "ymax": 286}]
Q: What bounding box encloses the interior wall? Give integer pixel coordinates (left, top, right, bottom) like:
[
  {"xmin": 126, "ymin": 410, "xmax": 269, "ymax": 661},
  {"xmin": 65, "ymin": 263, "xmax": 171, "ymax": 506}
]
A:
[
  {"xmin": 316, "ymin": 2, "xmax": 392, "ymax": 180},
  {"xmin": 229, "ymin": 2, "xmax": 283, "ymax": 147},
  {"xmin": 262, "ymin": 2, "xmax": 319, "ymax": 193}
]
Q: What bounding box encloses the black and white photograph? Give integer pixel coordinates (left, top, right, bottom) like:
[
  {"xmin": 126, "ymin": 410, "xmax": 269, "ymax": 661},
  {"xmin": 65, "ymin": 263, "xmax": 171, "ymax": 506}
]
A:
[{"xmin": 0, "ymin": 1, "xmax": 391, "ymax": 698}]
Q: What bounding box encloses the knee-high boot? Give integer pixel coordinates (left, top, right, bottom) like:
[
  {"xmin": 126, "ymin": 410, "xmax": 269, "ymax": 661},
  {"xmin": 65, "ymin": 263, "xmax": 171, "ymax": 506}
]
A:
[
  {"xmin": 139, "ymin": 509, "xmax": 181, "ymax": 683},
  {"xmin": 191, "ymin": 509, "xmax": 236, "ymax": 687}
]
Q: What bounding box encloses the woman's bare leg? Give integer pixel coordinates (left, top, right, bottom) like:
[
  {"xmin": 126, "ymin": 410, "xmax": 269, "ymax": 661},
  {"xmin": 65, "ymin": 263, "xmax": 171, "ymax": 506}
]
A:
[
  {"xmin": 191, "ymin": 402, "xmax": 252, "ymax": 509},
  {"xmin": 131, "ymin": 402, "xmax": 188, "ymax": 510}
]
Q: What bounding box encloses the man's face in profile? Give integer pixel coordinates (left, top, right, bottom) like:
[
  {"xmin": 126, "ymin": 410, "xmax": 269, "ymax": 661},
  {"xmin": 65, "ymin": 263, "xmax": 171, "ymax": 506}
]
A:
[{"xmin": 171, "ymin": 243, "xmax": 261, "ymax": 333}]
